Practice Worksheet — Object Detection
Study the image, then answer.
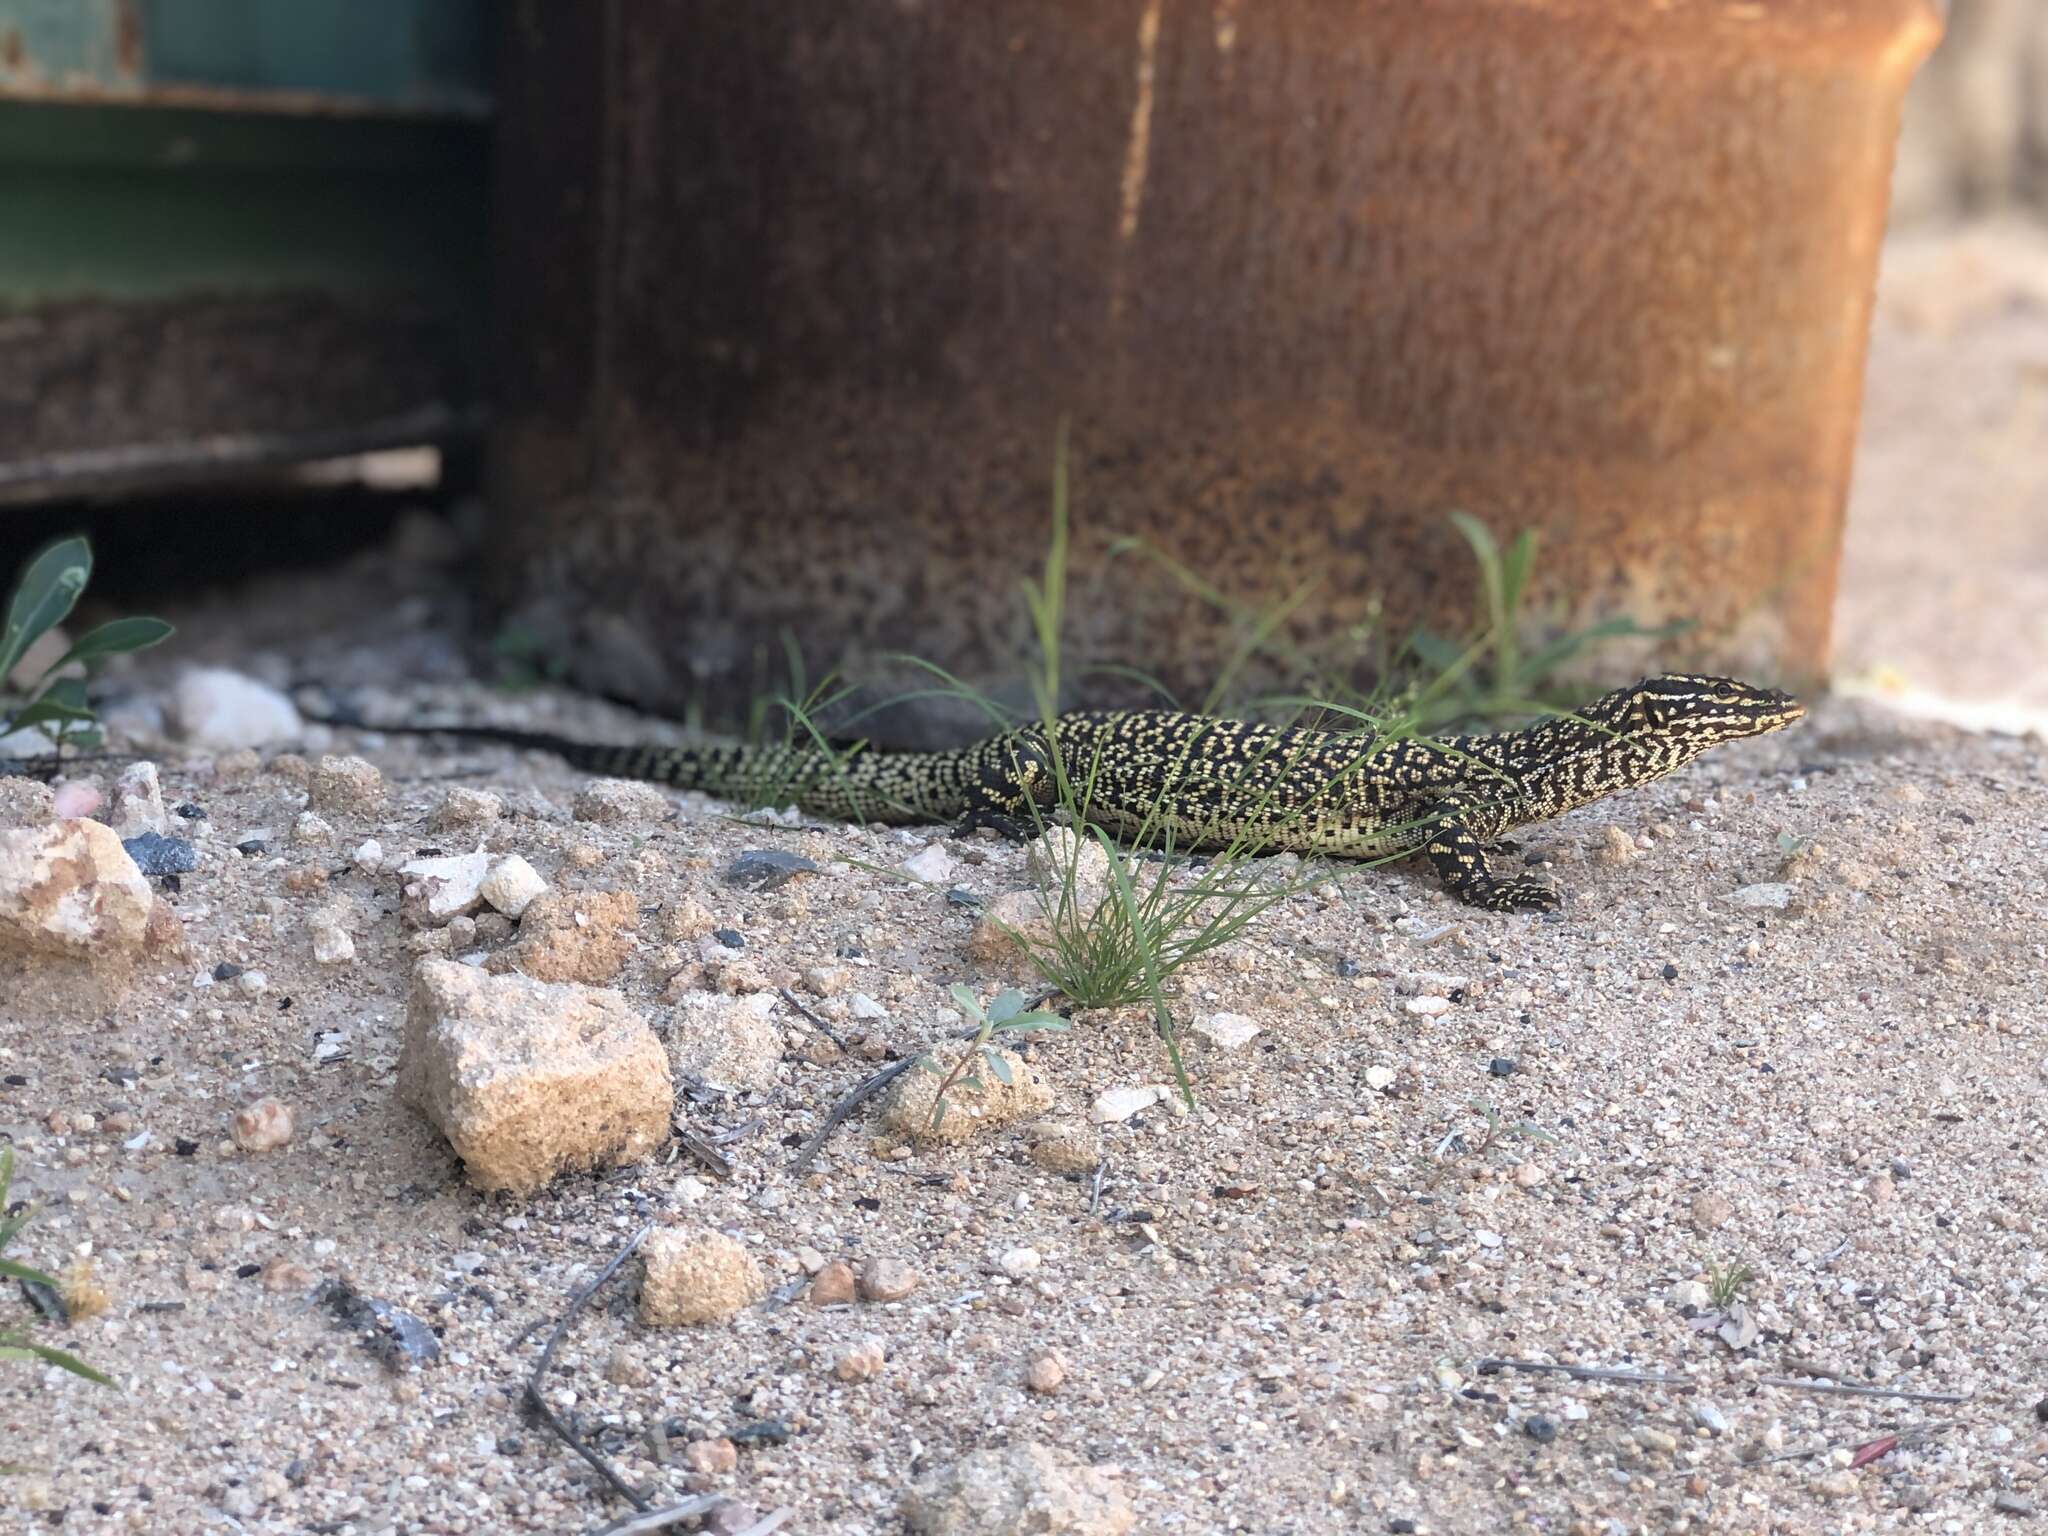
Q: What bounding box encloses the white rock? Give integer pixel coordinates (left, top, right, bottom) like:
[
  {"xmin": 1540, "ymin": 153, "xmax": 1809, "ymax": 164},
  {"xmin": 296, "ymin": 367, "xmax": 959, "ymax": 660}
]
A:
[
  {"xmin": 310, "ymin": 912, "xmax": 356, "ymax": 965},
  {"xmin": 999, "ymin": 1247, "xmax": 1042, "ymax": 1278},
  {"xmin": 173, "ymin": 668, "xmax": 302, "ymax": 749},
  {"xmin": 1668, "ymin": 1279, "xmax": 1712, "ymax": 1310},
  {"xmin": 0, "ymin": 820, "xmax": 153, "ymax": 959},
  {"xmin": 1191, "ymin": 1011, "xmax": 1262, "ymax": 1050},
  {"xmin": 236, "ymin": 969, "xmax": 269, "ymax": 996},
  {"xmin": 352, "ymin": 839, "xmax": 385, "ymax": 875},
  {"xmin": 899, "ymin": 844, "xmax": 955, "ymax": 885},
  {"xmin": 1365, "ymin": 1065, "xmax": 1399, "ymax": 1092},
  {"xmin": 1404, "ymin": 995, "xmax": 1453, "ymax": 1017},
  {"xmin": 1728, "ymin": 882, "xmax": 1795, "ymax": 910},
  {"xmin": 479, "ymin": 855, "xmax": 548, "ymax": 918},
  {"xmin": 1091, "ymin": 1085, "xmax": 1170, "ymax": 1124},
  {"xmin": 848, "ymin": 991, "xmax": 889, "ymax": 1021},
  {"xmin": 0, "ymin": 725, "xmax": 57, "ymax": 758},
  {"xmin": 399, "ymin": 957, "xmax": 673, "ymax": 1194},
  {"xmin": 1693, "ymin": 1400, "xmax": 1731, "ymax": 1436},
  {"xmin": 400, "ymin": 850, "xmax": 492, "ymax": 925},
  {"xmin": 110, "ymin": 762, "xmax": 169, "ymax": 839}
]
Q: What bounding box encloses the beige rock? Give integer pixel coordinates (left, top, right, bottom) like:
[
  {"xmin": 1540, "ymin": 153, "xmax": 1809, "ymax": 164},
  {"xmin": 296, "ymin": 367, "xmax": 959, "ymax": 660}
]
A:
[
  {"xmin": 308, "ymin": 755, "xmax": 385, "ymax": 818},
  {"xmin": 681, "ymin": 1437, "xmax": 738, "ymax": 1476},
  {"xmin": 661, "ymin": 896, "xmax": 716, "ymax": 942},
  {"xmin": 808, "ymin": 1260, "xmax": 856, "ymax": 1307},
  {"xmin": 1691, "ymin": 1191, "xmax": 1736, "ymax": 1233},
  {"xmin": 573, "ymin": 778, "xmax": 671, "ymax": 826},
  {"xmin": 479, "ymin": 855, "xmax": 547, "ymax": 919},
  {"xmin": 0, "ymin": 777, "xmax": 55, "ymax": 830},
  {"xmin": 833, "ymin": 1335, "xmax": 887, "ymax": 1382},
  {"xmin": 231, "ymin": 1098, "xmax": 295, "ymax": 1152},
  {"xmin": 399, "ymin": 958, "xmax": 673, "ymax": 1194},
  {"xmin": 1025, "ymin": 1351, "xmax": 1067, "ymax": 1394},
  {"xmin": 857, "ymin": 1256, "xmax": 922, "ymax": 1303},
  {"xmin": 110, "ymin": 761, "xmax": 169, "ymax": 839},
  {"xmin": 0, "ymin": 819, "xmax": 154, "ymax": 959},
  {"xmin": 505, "ymin": 887, "xmax": 638, "ymax": 984},
  {"xmin": 1024, "ymin": 1118, "xmax": 1101, "ymax": 1176},
  {"xmin": 667, "ymin": 990, "xmax": 783, "ymax": 1091},
  {"xmin": 902, "ymin": 1442, "xmax": 1135, "ymax": 1536},
  {"xmin": 881, "ymin": 1045, "xmax": 1053, "ymax": 1144},
  {"xmin": 638, "ymin": 1225, "xmax": 766, "ymax": 1326},
  {"xmin": 434, "ymin": 787, "xmax": 503, "ymax": 833}
]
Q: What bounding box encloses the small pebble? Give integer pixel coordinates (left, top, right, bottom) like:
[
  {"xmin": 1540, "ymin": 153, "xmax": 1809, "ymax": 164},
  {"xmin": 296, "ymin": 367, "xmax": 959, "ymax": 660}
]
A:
[
  {"xmin": 833, "ymin": 1336, "xmax": 887, "ymax": 1382},
  {"xmin": 857, "ymin": 1257, "xmax": 921, "ymax": 1303},
  {"xmin": 1024, "ymin": 1352, "xmax": 1066, "ymax": 1394},
  {"xmin": 1524, "ymin": 1416, "xmax": 1557, "ymax": 1444},
  {"xmin": 808, "ymin": 1261, "xmax": 856, "ymax": 1307},
  {"xmin": 1487, "ymin": 1056, "xmax": 1516, "ymax": 1077},
  {"xmin": 999, "ymin": 1247, "xmax": 1042, "ymax": 1278},
  {"xmin": 1691, "ymin": 1191, "xmax": 1735, "ymax": 1232},
  {"xmin": 231, "ymin": 1098, "xmax": 295, "ymax": 1152}
]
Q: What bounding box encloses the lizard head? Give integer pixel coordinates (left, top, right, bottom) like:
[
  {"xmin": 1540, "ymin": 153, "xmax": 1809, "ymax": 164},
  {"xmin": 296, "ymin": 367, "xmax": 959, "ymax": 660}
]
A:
[{"xmin": 1602, "ymin": 674, "xmax": 1806, "ymax": 751}]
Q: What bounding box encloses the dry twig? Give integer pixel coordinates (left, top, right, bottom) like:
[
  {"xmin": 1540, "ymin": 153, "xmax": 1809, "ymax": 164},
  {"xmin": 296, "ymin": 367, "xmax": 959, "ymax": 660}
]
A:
[
  {"xmin": 527, "ymin": 1224, "xmax": 654, "ymax": 1510},
  {"xmin": 1475, "ymin": 1358, "xmax": 1692, "ymax": 1388}
]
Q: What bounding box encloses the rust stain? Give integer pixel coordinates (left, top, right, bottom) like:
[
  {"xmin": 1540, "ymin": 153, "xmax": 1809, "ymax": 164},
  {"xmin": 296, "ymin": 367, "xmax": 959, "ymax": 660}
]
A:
[
  {"xmin": 113, "ymin": 0, "xmax": 145, "ymax": 81},
  {"xmin": 1, "ymin": 28, "xmax": 25, "ymax": 75}
]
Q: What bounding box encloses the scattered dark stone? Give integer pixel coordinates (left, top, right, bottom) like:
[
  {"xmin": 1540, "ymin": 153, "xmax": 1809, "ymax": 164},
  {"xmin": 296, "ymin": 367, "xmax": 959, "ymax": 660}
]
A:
[
  {"xmin": 1389, "ymin": 1521, "xmax": 1418, "ymax": 1534},
  {"xmin": 1524, "ymin": 1415, "xmax": 1558, "ymax": 1444},
  {"xmin": 1661, "ymin": 962, "xmax": 1680, "ymax": 981},
  {"xmin": 212, "ymin": 962, "xmax": 244, "ymax": 982},
  {"xmin": 723, "ymin": 848, "xmax": 820, "ymax": 891},
  {"xmin": 415, "ymin": 847, "xmax": 445, "ymax": 858},
  {"xmin": 159, "ymin": 872, "xmax": 181, "ymax": 893},
  {"xmin": 495, "ymin": 1436, "xmax": 522, "ymax": 1457},
  {"xmin": 1335, "ymin": 957, "xmax": 1361, "ymax": 978},
  {"xmin": 18, "ymin": 1275, "xmax": 66, "ymax": 1322},
  {"xmin": 713, "ymin": 928, "xmax": 746, "ymax": 950},
  {"xmin": 944, "ymin": 887, "xmax": 982, "ymax": 908},
  {"xmin": 174, "ymin": 803, "xmax": 207, "ymax": 820},
  {"xmin": 99, "ymin": 1065, "xmax": 137, "ymax": 1087},
  {"xmin": 2, "ymin": 1074, "xmax": 26, "ymax": 1087},
  {"xmin": 854, "ymin": 1196, "xmax": 881, "ymax": 1212},
  {"xmin": 234, "ymin": 839, "xmax": 267, "ymax": 857},
  {"xmin": 1449, "ymin": 987, "xmax": 1466, "ymax": 1003},
  {"xmin": 838, "ymin": 945, "xmax": 864, "ymax": 960},
  {"xmin": 315, "ymin": 1278, "xmax": 442, "ymax": 1370},
  {"xmin": 1488, "ymin": 1057, "xmax": 1517, "ymax": 1077},
  {"xmin": 236, "ymin": 1263, "xmax": 261, "ymax": 1280},
  {"xmin": 1890, "ymin": 1157, "xmax": 1912, "ymax": 1179},
  {"xmin": 2035, "ymin": 1395, "xmax": 2048, "ymax": 1424},
  {"xmin": 173, "ymin": 1138, "xmax": 199, "ymax": 1157},
  {"xmin": 123, "ymin": 835, "xmax": 195, "ymax": 872},
  {"xmin": 1992, "ymin": 1492, "xmax": 2036, "ymax": 1517},
  {"xmin": 726, "ymin": 1417, "xmax": 793, "ymax": 1446},
  {"xmin": 284, "ymin": 1459, "xmax": 310, "ymax": 1485}
]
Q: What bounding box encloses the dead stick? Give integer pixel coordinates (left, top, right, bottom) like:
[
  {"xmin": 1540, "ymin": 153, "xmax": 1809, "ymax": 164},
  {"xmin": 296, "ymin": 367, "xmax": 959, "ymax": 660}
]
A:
[
  {"xmin": 1758, "ymin": 1376, "xmax": 1970, "ymax": 1405},
  {"xmin": 777, "ymin": 987, "xmax": 849, "ymax": 1050},
  {"xmin": 588, "ymin": 1495, "xmax": 721, "ymax": 1536},
  {"xmin": 789, "ymin": 1024, "xmax": 980, "ymax": 1172},
  {"xmin": 1476, "ymin": 1358, "xmax": 1693, "ymax": 1388},
  {"xmin": 528, "ymin": 1224, "xmax": 655, "ymax": 1509}
]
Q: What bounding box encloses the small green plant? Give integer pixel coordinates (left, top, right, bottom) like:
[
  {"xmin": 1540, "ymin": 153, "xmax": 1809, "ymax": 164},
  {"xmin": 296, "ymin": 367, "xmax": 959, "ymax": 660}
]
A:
[
  {"xmin": 1401, "ymin": 511, "xmax": 1685, "ymax": 736},
  {"xmin": 488, "ymin": 621, "xmax": 571, "ymax": 692},
  {"xmin": 919, "ymin": 986, "xmax": 1069, "ymax": 1131},
  {"xmin": 0, "ymin": 1147, "xmax": 114, "ymax": 1387},
  {"xmin": 1706, "ymin": 1258, "xmax": 1756, "ymax": 1311},
  {"xmin": 1, "ymin": 536, "xmax": 172, "ymax": 753}
]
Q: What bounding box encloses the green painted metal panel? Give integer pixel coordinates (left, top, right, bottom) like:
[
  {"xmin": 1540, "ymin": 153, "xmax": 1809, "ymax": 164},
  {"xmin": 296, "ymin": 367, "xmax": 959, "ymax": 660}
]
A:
[{"xmin": 0, "ymin": 0, "xmax": 488, "ymax": 115}]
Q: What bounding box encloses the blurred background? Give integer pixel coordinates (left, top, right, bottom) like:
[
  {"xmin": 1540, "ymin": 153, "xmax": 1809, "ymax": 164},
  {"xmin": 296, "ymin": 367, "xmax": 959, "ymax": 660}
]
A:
[{"xmin": 0, "ymin": 0, "xmax": 2040, "ymax": 739}]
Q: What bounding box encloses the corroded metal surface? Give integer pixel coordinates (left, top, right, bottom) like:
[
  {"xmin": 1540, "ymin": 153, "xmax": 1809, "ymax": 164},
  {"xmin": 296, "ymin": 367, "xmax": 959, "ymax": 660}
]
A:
[{"xmin": 486, "ymin": 1, "xmax": 1940, "ymax": 744}]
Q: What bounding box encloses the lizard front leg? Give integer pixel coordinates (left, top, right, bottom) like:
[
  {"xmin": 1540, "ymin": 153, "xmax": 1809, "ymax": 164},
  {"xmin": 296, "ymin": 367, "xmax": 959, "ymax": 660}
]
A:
[
  {"xmin": 952, "ymin": 729, "xmax": 1056, "ymax": 843},
  {"xmin": 1421, "ymin": 798, "xmax": 1560, "ymax": 912}
]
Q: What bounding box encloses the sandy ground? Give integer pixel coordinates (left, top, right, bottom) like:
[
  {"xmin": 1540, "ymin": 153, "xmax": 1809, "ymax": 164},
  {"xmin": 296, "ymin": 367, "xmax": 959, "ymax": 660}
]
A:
[
  {"xmin": 1, "ymin": 505, "xmax": 2045, "ymax": 1536},
  {"xmin": 1837, "ymin": 217, "xmax": 2048, "ymax": 734}
]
